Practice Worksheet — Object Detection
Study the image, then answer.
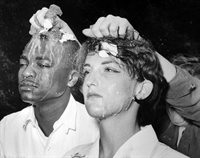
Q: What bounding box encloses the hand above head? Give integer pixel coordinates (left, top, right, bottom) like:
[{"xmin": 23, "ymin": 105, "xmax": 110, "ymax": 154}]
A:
[
  {"xmin": 29, "ymin": 4, "xmax": 79, "ymax": 43},
  {"xmin": 82, "ymin": 14, "xmax": 142, "ymax": 40}
]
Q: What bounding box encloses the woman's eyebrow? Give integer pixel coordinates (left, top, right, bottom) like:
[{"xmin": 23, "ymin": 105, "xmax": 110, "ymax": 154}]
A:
[
  {"xmin": 83, "ymin": 63, "xmax": 90, "ymax": 67},
  {"xmin": 101, "ymin": 60, "xmax": 115, "ymax": 65},
  {"xmin": 101, "ymin": 60, "xmax": 122, "ymax": 67}
]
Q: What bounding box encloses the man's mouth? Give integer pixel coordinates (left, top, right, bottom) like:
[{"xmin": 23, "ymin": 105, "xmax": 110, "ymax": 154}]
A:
[{"xmin": 19, "ymin": 80, "xmax": 38, "ymax": 90}]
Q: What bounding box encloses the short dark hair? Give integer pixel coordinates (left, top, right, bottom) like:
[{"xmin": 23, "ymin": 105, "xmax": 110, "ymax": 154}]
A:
[
  {"xmin": 24, "ymin": 31, "xmax": 80, "ymax": 71},
  {"xmin": 77, "ymin": 37, "xmax": 168, "ymax": 126}
]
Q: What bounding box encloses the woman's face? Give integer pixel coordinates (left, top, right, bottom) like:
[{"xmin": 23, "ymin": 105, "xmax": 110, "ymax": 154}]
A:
[{"xmin": 82, "ymin": 53, "xmax": 138, "ymax": 120}]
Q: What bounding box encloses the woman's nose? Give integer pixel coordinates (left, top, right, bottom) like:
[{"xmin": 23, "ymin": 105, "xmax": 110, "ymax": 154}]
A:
[{"xmin": 86, "ymin": 71, "xmax": 99, "ymax": 88}]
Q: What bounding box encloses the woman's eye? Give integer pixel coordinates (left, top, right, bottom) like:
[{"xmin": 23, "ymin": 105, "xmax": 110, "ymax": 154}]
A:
[
  {"xmin": 83, "ymin": 70, "xmax": 89, "ymax": 77},
  {"xmin": 105, "ymin": 67, "xmax": 119, "ymax": 73}
]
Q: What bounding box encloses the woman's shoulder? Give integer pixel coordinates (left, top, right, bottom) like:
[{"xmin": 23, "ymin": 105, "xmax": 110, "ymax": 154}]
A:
[
  {"xmin": 62, "ymin": 142, "xmax": 95, "ymax": 158},
  {"xmin": 152, "ymin": 141, "xmax": 189, "ymax": 158}
]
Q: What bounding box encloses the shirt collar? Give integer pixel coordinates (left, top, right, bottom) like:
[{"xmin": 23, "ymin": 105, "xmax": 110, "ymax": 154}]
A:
[
  {"xmin": 53, "ymin": 94, "xmax": 77, "ymax": 134},
  {"xmin": 22, "ymin": 106, "xmax": 37, "ymax": 130},
  {"xmin": 113, "ymin": 125, "xmax": 158, "ymax": 158},
  {"xmin": 22, "ymin": 94, "xmax": 78, "ymax": 133},
  {"xmin": 85, "ymin": 125, "xmax": 158, "ymax": 158}
]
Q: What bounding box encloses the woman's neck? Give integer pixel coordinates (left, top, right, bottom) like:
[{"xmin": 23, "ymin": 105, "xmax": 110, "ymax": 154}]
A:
[{"xmin": 99, "ymin": 105, "xmax": 140, "ymax": 158}]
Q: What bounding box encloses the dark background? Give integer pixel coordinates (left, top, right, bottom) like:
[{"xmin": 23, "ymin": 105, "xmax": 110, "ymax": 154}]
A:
[{"xmin": 0, "ymin": 0, "xmax": 200, "ymax": 120}]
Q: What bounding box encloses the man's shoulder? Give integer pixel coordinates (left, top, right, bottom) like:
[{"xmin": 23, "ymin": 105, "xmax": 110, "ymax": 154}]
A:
[
  {"xmin": 74, "ymin": 100, "xmax": 98, "ymax": 127},
  {"xmin": 75, "ymin": 101, "xmax": 86, "ymax": 111},
  {"xmin": 0, "ymin": 106, "xmax": 32, "ymax": 126},
  {"xmin": 152, "ymin": 142, "xmax": 189, "ymax": 158},
  {"xmin": 75, "ymin": 101, "xmax": 92, "ymax": 119}
]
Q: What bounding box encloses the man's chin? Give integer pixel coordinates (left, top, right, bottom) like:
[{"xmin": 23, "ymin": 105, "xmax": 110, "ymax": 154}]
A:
[
  {"xmin": 21, "ymin": 97, "xmax": 36, "ymax": 105},
  {"xmin": 20, "ymin": 93, "xmax": 37, "ymax": 105}
]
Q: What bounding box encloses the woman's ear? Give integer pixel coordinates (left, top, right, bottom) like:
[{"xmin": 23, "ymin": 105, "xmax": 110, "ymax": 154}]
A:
[
  {"xmin": 67, "ymin": 70, "xmax": 79, "ymax": 87},
  {"xmin": 135, "ymin": 80, "xmax": 153, "ymax": 100}
]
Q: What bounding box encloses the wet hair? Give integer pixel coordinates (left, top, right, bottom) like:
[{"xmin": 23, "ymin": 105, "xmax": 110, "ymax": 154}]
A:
[
  {"xmin": 77, "ymin": 37, "xmax": 168, "ymax": 126},
  {"xmin": 171, "ymin": 54, "xmax": 200, "ymax": 79},
  {"xmin": 24, "ymin": 31, "xmax": 80, "ymax": 71}
]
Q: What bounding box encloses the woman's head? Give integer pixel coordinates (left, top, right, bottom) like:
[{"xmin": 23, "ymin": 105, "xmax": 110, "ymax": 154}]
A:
[{"xmin": 78, "ymin": 37, "xmax": 167, "ymax": 125}]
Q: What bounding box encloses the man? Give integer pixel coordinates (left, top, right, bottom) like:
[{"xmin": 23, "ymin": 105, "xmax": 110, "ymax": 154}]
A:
[{"xmin": 0, "ymin": 5, "xmax": 99, "ymax": 158}]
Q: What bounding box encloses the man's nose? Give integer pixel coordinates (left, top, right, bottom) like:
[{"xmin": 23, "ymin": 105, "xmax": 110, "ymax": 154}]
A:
[{"xmin": 22, "ymin": 65, "xmax": 36, "ymax": 79}]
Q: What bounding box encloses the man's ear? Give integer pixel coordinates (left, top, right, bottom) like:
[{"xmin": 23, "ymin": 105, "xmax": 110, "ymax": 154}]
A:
[
  {"xmin": 135, "ymin": 80, "xmax": 153, "ymax": 100},
  {"xmin": 67, "ymin": 70, "xmax": 79, "ymax": 87}
]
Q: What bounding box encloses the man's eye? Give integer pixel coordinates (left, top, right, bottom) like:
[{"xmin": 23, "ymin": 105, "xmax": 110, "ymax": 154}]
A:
[
  {"xmin": 19, "ymin": 63, "xmax": 27, "ymax": 67},
  {"xmin": 37, "ymin": 63, "xmax": 51, "ymax": 68}
]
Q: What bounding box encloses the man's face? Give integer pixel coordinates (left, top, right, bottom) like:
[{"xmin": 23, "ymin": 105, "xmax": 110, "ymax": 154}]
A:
[{"xmin": 18, "ymin": 37, "xmax": 70, "ymax": 104}]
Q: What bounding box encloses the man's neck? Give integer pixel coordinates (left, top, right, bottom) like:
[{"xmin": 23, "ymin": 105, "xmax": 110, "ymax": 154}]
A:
[{"xmin": 34, "ymin": 92, "xmax": 71, "ymax": 136}]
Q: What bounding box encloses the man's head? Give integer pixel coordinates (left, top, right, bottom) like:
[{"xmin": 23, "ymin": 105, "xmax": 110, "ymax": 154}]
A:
[{"xmin": 18, "ymin": 30, "xmax": 80, "ymax": 105}]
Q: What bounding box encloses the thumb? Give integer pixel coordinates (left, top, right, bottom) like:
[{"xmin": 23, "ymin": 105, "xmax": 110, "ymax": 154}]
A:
[{"xmin": 82, "ymin": 29, "xmax": 95, "ymax": 38}]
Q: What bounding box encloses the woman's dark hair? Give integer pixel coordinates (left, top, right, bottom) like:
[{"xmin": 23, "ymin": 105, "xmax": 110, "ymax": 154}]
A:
[{"xmin": 76, "ymin": 37, "xmax": 168, "ymax": 126}]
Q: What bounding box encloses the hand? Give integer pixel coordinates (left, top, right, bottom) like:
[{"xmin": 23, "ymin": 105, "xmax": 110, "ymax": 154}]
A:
[
  {"xmin": 29, "ymin": 5, "xmax": 76, "ymax": 36},
  {"xmin": 167, "ymin": 107, "xmax": 188, "ymax": 127},
  {"xmin": 82, "ymin": 14, "xmax": 141, "ymax": 40},
  {"xmin": 29, "ymin": 7, "xmax": 48, "ymax": 30}
]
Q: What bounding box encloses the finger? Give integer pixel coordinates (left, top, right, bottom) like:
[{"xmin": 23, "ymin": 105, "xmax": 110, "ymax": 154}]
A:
[
  {"xmin": 90, "ymin": 17, "xmax": 105, "ymax": 38},
  {"xmin": 29, "ymin": 25, "xmax": 38, "ymax": 35},
  {"xmin": 82, "ymin": 29, "xmax": 95, "ymax": 38},
  {"xmin": 118, "ymin": 23, "xmax": 127, "ymax": 39},
  {"xmin": 109, "ymin": 23, "xmax": 118, "ymax": 38},
  {"xmin": 133, "ymin": 29, "xmax": 140, "ymax": 40},
  {"xmin": 36, "ymin": 7, "xmax": 48, "ymax": 27},
  {"xmin": 98, "ymin": 20, "xmax": 110, "ymax": 37},
  {"xmin": 105, "ymin": 15, "xmax": 119, "ymax": 38},
  {"xmin": 89, "ymin": 25, "xmax": 93, "ymax": 29},
  {"xmin": 34, "ymin": 14, "xmax": 43, "ymax": 28},
  {"xmin": 29, "ymin": 14, "xmax": 40, "ymax": 29},
  {"xmin": 126, "ymin": 27, "xmax": 134, "ymax": 40}
]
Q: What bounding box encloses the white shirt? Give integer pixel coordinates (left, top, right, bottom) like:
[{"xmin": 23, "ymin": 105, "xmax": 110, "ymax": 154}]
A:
[
  {"xmin": 64, "ymin": 125, "xmax": 188, "ymax": 158},
  {"xmin": 0, "ymin": 95, "xmax": 99, "ymax": 158}
]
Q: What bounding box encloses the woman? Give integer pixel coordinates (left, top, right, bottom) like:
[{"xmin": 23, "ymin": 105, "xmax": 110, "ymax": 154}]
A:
[{"xmin": 64, "ymin": 37, "xmax": 188, "ymax": 158}]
